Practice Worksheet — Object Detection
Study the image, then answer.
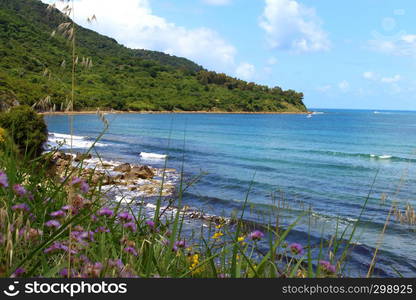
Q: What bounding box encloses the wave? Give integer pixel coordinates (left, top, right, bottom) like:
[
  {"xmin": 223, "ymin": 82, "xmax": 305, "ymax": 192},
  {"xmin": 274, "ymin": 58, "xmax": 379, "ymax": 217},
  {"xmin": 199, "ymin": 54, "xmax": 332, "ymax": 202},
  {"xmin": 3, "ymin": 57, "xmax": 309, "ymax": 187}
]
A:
[
  {"xmin": 139, "ymin": 152, "xmax": 168, "ymax": 161},
  {"xmin": 47, "ymin": 133, "xmax": 108, "ymax": 149},
  {"xmin": 305, "ymin": 149, "xmax": 415, "ymax": 163},
  {"xmin": 370, "ymin": 154, "xmax": 392, "ymax": 159}
]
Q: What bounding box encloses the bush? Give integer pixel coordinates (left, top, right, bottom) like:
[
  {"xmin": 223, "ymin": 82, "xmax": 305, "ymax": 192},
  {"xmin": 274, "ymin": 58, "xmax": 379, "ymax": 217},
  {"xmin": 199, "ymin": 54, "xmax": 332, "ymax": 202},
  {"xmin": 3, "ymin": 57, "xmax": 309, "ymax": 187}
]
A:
[{"xmin": 0, "ymin": 105, "xmax": 47, "ymax": 158}]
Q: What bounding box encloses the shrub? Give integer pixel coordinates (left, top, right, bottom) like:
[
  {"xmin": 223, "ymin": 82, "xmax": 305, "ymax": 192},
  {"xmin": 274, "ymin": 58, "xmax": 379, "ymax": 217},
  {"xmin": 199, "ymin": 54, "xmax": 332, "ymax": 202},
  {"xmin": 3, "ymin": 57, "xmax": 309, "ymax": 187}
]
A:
[{"xmin": 0, "ymin": 105, "xmax": 48, "ymax": 158}]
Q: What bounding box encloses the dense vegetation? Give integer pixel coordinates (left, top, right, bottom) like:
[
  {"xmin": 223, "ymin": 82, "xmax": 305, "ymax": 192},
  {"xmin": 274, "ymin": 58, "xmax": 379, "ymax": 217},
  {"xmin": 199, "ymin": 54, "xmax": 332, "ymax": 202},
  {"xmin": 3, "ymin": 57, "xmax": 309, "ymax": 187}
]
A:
[
  {"xmin": 0, "ymin": 0, "xmax": 307, "ymax": 112},
  {"xmin": 0, "ymin": 105, "xmax": 47, "ymax": 158}
]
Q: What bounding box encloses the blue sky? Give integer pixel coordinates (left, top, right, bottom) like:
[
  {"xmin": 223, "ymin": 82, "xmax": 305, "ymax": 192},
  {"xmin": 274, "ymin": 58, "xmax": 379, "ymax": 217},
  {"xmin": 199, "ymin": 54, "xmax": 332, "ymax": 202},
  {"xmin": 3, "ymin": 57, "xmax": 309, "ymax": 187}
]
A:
[{"xmin": 43, "ymin": 0, "xmax": 416, "ymax": 110}]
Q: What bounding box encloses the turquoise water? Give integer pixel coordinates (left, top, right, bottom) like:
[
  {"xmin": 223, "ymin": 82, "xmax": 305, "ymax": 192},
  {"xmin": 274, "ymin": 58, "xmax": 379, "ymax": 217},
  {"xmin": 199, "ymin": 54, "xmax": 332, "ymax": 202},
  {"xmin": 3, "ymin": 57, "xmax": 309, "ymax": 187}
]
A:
[{"xmin": 45, "ymin": 109, "xmax": 416, "ymax": 277}]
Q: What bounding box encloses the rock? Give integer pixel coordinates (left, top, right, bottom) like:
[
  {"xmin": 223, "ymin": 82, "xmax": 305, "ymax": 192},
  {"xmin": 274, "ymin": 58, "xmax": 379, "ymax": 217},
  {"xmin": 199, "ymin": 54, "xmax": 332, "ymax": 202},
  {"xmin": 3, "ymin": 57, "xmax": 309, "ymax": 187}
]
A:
[
  {"xmin": 100, "ymin": 163, "xmax": 113, "ymax": 169},
  {"xmin": 129, "ymin": 165, "xmax": 154, "ymax": 179},
  {"xmin": 103, "ymin": 175, "xmax": 116, "ymax": 185},
  {"xmin": 74, "ymin": 152, "xmax": 92, "ymax": 162},
  {"xmin": 56, "ymin": 158, "xmax": 69, "ymax": 167},
  {"xmin": 52, "ymin": 151, "xmax": 72, "ymax": 161},
  {"xmin": 113, "ymin": 163, "xmax": 131, "ymax": 172}
]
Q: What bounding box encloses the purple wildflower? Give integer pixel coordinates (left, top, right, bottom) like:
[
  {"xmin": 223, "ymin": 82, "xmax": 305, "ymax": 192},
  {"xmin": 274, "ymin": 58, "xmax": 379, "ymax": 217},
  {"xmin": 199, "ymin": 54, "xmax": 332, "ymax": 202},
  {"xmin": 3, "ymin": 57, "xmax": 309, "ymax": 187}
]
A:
[
  {"xmin": 97, "ymin": 207, "xmax": 114, "ymax": 217},
  {"xmin": 11, "ymin": 267, "xmax": 25, "ymax": 278},
  {"xmin": 118, "ymin": 212, "xmax": 133, "ymax": 222},
  {"xmin": 124, "ymin": 246, "xmax": 138, "ymax": 256},
  {"xmin": 61, "ymin": 205, "xmax": 73, "ymax": 211},
  {"xmin": 289, "ymin": 243, "xmax": 304, "ymax": 255},
  {"xmin": 79, "ymin": 255, "xmax": 91, "ymax": 264},
  {"xmin": 249, "ymin": 230, "xmax": 264, "ymax": 241},
  {"xmin": 95, "ymin": 226, "xmax": 110, "ymax": 233},
  {"xmin": 45, "ymin": 220, "xmax": 61, "ymax": 228},
  {"xmin": 319, "ymin": 260, "xmax": 337, "ymax": 274},
  {"xmin": 109, "ymin": 259, "xmax": 125, "ymax": 270},
  {"xmin": 27, "ymin": 193, "xmax": 34, "ymax": 201},
  {"xmin": 11, "ymin": 203, "xmax": 30, "ymax": 213},
  {"xmin": 58, "ymin": 244, "xmax": 77, "ymax": 254},
  {"xmin": 0, "ymin": 171, "xmax": 8, "ymax": 188},
  {"xmin": 174, "ymin": 240, "xmax": 186, "ymax": 250},
  {"xmin": 80, "ymin": 181, "xmax": 90, "ymax": 194},
  {"xmin": 71, "ymin": 231, "xmax": 94, "ymax": 245},
  {"xmin": 44, "ymin": 242, "xmax": 77, "ymax": 254},
  {"xmin": 19, "ymin": 228, "xmax": 26, "ymax": 236},
  {"xmin": 123, "ymin": 222, "xmax": 137, "ymax": 232},
  {"xmin": 70, "ymin": 177, "xmax": 82, "ymax": 185},
  {"xmin": 145, "ymin": 220, "xmax": 155, "ymax": 229},
  {"xmin": 59, "ymin": 268, "xmax": 70, "ymax": 278},
  {"xmin": 13, "ymin": 184, "xmax": 27, "ymax": 197},
  {"xmin": 50, "ymin": 210, "xmax": 66, "ymax": 218},
  {"xmin": 44, "ymin": 242, "xmax": 64, "ymax": 254}
]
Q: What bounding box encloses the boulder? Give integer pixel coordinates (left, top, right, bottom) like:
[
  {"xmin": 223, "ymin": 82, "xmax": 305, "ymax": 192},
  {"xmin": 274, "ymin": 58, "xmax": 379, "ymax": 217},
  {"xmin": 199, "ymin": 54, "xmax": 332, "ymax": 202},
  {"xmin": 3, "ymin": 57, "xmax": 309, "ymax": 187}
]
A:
[
  {"xmin": 52, "ymin": 151, "xmax": 72, "ymax": 161},
  {"xmin": 113, "ymin": 163, "xmax": 131, "ymax": 173},
  {"xmin": 101, "ymin": 163, "xmax": 113, "ymax": 169},
  {"xmin": 74, "ymin": 152, "xmax": 92, "ymax": 162},
  {"xmin": 129, "ymin": 165, "xmax": 154, "ymax": 179}
]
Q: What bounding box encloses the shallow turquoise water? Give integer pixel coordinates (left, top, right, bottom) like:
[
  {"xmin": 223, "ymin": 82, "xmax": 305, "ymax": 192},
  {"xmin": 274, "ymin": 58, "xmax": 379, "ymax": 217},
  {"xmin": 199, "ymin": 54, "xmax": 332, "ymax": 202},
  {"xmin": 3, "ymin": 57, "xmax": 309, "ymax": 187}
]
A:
[{"xmin": 45, "ymin": 109, "xmax": 416, "ymax": 277}]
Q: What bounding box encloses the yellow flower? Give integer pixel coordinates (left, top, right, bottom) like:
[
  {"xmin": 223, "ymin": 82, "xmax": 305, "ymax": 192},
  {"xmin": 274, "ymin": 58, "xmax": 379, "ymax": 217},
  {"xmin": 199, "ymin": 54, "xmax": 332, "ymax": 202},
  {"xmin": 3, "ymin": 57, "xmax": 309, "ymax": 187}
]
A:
[
  {"xmin": 215, "ymin": 224, "xmax": 223, "ymax": 229},
  {"xmin": 297, "ymin": 269, "xmax": 306, "ymax": 278},
  {"xmin": 237, "ymin": 236, "xmax": 245, "ymax": 243},
  {"xmin": 0, "ymin": 128, "xmax": 5, "ymax": 143},
  {"xmin": 189, "ymin": 254, "xmax": 202, "ymax": 274},
  {"xmin": 212, "ymin": 232, "xmax": 224, "ymax": 239}
]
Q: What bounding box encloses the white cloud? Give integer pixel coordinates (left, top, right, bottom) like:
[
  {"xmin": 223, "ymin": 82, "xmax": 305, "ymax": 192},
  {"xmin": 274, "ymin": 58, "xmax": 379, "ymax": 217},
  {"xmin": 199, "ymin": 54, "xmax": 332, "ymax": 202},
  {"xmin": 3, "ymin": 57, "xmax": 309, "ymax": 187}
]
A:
[
  {"xmin": 259, "ymin": 0, "xmax": 330, "ymax": 53},
  {"xmin": 381, "ymin": 74, "xmax": 401, "ymax": 83},
  {"xmin": 338, "ymin": 80, "xmax": 350, "ymax": 92},
  {"xmin": 235, "ymin": 62, "xmax": 255, "ymax": 80},
  {"xmin": 363, "ymin": 71, "xmax": 376, "ymax": 80},
  {"xmin": 202, "ymin": 0, "xmax": 232, "ymax": 5},
  {"xmin": 369, "ymin": 34, "xmax": 416, "ymax": 57},
  {"xmin": 44, "ymin": 0, "xmax": 237, "ymax": 72},
  {"xmin": 363, "ymin": 71, "xmax": 402, "ymax": 84}
]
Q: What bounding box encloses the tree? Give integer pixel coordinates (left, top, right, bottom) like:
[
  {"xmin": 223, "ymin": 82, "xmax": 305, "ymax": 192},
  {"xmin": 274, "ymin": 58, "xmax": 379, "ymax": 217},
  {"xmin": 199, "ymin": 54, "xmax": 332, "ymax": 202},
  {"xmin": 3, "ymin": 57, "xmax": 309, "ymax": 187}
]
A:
[{"xmin": 0, "ymin": 105, "xmax": 48, "ymax": 158}]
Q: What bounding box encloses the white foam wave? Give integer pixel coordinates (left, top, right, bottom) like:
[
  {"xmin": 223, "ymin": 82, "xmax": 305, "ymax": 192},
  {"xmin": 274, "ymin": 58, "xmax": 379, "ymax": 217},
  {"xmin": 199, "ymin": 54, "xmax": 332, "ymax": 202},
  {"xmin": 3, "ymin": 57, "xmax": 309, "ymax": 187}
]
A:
[
  {"xmin": 139, "ymin": 152, "xmax": 167, "ymax": 160},
  {"xmin": 48, "ymin": 133, "xmax": 107, "ymax": 149},
  {"xmin": 370, "ymin": 154, "xmax": 392, "ymax": 159},
  {"xmin": 378, "ymin": 155, "xmax": 392, "ymax": 159}
]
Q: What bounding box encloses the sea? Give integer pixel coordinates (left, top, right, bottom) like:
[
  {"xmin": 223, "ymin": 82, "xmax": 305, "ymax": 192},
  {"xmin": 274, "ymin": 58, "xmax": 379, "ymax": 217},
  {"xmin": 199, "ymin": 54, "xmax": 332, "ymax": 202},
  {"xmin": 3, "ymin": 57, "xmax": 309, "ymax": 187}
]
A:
[{"xmin": 44, "ymin": 109, "xmax": 416, "ymax": 277}]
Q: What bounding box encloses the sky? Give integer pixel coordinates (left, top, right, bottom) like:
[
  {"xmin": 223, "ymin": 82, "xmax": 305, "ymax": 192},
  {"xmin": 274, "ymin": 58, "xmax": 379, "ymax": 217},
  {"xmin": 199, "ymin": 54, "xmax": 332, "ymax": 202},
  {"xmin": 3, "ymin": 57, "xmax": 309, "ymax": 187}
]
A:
[{"xmin": 42, "ymin": 0, "xmax": 416, "ymax": 110}]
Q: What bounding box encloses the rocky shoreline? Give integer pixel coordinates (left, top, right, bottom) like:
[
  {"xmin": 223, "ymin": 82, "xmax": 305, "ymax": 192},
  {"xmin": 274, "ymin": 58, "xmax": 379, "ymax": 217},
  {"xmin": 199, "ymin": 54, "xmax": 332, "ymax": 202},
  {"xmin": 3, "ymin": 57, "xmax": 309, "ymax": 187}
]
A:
[{"xmin": 49, "ymin": 151, "xmax": 233, "ymax": 225}]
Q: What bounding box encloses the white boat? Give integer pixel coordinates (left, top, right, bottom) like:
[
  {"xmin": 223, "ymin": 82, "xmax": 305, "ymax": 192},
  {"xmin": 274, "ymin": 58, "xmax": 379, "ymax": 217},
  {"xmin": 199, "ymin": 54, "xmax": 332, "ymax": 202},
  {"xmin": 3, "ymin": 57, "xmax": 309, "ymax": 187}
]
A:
[{"xmin": 306, "ymin": 113, "xmax": 313, "ymax": 118}]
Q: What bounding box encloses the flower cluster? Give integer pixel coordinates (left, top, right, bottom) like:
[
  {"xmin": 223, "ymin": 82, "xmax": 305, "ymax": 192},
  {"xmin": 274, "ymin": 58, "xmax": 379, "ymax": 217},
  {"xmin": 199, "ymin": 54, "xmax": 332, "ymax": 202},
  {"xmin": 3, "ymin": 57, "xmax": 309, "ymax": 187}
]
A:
[
  {"xmin": 319, "ymin": 260, "xmax": 336, "ymax": 274},
  {"xmin": 289, "ymin": 243, "xmax": 304, "ymax": 255},
  {"xmin": 0, "ymin": 171, "xmax": 8, "ymax": 188},
  {"xmin": 249, "ymin": 230, "xmax": 264, "ymax": 241}
]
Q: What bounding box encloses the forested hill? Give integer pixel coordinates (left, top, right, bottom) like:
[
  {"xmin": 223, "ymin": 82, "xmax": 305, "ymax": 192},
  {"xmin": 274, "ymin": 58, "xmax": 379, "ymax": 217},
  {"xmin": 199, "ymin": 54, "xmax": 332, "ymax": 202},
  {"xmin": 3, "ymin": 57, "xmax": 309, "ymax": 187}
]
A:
[{"xmin": 0, "ymin": 0, "xmax": 307, "ymax": 112}]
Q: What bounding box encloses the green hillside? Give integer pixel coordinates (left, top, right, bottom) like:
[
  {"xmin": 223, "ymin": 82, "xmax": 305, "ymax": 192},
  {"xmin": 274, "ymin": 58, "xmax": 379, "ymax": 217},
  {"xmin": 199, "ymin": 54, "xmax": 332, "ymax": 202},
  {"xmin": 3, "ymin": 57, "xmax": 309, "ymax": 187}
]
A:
[{"xmin": 0, "ymin": 0, "xmax": 307, "ymax": 112}]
